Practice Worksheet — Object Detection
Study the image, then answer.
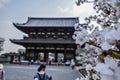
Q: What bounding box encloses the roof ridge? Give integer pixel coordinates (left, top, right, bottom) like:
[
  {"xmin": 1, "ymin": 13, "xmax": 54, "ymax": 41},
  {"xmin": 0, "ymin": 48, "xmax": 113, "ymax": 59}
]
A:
[{"xmin": 28, "ymin": 17, "xmax": 79, "ymax": 20}]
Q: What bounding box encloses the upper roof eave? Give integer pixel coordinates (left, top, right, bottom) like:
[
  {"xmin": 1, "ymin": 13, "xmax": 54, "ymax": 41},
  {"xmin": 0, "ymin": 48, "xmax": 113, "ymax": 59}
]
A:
[
  {"xmin": 13, "ymin": 17, "xmax": 79, "ymax": 27},
  {"xmin": 12, "ymin": 25, "xmax": 74, "ymax": 28}
]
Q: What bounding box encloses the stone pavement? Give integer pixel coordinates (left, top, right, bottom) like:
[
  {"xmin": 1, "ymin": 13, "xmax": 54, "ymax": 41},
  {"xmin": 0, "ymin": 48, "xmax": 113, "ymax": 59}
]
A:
[{"xmin": 3, "ymin": 64, "xmax": 81, "ymax": 80}]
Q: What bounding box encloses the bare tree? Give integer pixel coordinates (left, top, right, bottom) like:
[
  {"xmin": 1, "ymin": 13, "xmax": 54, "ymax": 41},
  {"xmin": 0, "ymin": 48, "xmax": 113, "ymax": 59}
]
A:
[{"xmin": 0, "ymin": 37, "xmax": 5, "ymax": 53}]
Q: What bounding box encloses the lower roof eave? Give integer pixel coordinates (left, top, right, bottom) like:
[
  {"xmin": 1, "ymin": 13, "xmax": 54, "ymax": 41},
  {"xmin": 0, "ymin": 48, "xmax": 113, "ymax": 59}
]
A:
[{"xmin": 10, "ymin": 39, "xmax": 76, "ymax": 45}]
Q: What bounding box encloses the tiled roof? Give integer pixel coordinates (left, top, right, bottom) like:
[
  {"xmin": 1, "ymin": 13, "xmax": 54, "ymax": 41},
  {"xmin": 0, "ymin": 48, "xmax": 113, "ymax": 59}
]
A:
[
  {"xmin": 13, "ymin": 17, "xmax": 79, "ymax": 27},
  {"xmin": 10, "ymin": 39, "xmax": 75, "ymax": 44}
]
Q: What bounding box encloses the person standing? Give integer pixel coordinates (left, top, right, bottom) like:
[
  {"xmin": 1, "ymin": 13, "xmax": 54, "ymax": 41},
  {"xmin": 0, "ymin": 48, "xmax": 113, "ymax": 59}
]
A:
[
  {"xmin": 0, "ymin": 64, "xmax": 5, "ymax": 80},
  {"xmin": 70, "ymin": 59, "xmax": 75, "ymax": 70},
  {"xmin": 34, "ymin": 64, "xmax": 52, "ymax": 80}
]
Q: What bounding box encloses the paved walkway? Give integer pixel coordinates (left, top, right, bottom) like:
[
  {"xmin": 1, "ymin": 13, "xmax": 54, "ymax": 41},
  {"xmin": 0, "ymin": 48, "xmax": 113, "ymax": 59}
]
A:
[{"xmin": 4, "ymin": 64, "xmax": 81, "ymax": 80}]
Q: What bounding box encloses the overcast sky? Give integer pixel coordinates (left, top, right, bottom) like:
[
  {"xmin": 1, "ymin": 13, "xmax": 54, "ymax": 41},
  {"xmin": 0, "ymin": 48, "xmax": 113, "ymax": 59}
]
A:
[{"xmin": 0, "ymin": 0, "xmax": 94, "ymax": 53}]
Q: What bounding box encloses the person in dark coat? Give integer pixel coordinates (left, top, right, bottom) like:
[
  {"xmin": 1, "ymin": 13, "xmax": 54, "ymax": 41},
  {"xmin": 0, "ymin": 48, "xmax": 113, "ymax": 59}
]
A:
[{"xmin": 34, "ymin": 64, "xmax": 52, "ymax": 80}]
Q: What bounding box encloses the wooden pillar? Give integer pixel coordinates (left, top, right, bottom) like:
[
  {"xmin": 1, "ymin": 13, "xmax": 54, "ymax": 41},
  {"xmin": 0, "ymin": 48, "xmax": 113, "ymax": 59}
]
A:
[
  {"xmin": 44, "ymin": 53, "xmax": 46, "ymax": 62},
  {"xmin": 46, "ymin": 52, "xmax": 48, "ymax": 62},
  {"xmin": 44, "ymin": 47, "xmax": 47, "ymax": 62},
  {"xmin": 25, "ymin": 48, "xmax": 27, "ymax": 60},
  {"xmin": 55, "ymin": 53, "xmax": 58, "ymax": 62},
  {"xmin": 64, "ymin": 48, "xmax": 66, "ymax": 62},
  {"xmin": 73, "ymin": 50, "xmax": 76, "ymax": 60},
  {"xmin": 34, "ymin": 47, "xmax": 37, "ymax": 61},
  {"xmin": 25, "ymin": 48, "xmax": 29, "ymax": 60},
  {"xmin": 18, "ymin": 55, "xmax": 21, "ymax": 63},
  {"xmin": 44, "ymin": 52, "xmax": 49, "ymax": 62},
  {"xmin": 10, "ymin": 56, "xmax": 14, "ymax": 63},
  {"xmin": 55, "ymin": 49, "xmax": 58, "ymax": 62},
  {"xmin": 28, "ymin": 50, "xmax": 31, "ymax": 62}
]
